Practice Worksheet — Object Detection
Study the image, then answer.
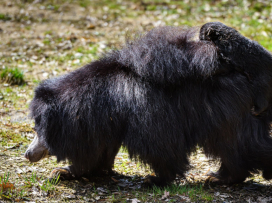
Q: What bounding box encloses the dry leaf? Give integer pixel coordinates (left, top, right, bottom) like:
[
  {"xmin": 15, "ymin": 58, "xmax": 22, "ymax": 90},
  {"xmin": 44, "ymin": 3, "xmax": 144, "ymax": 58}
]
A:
[
  {"xmin": 0, "ymin": 182, "xmax": 15, "ymax": 191},
  {"xmin": 111, "ymin": 177, "xmax": 119, "ymax": 182}
]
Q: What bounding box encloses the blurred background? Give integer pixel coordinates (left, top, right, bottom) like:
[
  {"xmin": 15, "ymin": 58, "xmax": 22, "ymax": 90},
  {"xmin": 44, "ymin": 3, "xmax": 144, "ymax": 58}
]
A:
[
  {"xmin": 1, "ymin": 1, "xmax": 272, "ymax": 202},
  {"xmin": 1, "ymin": 0, "xmax": 272, "ymax": 119},
  {"xmin": 1, "ymin": 0, "xmax": 272, "ymax": 83}
]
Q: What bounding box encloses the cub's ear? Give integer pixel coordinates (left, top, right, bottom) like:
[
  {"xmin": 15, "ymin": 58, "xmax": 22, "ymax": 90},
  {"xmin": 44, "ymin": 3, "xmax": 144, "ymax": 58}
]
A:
[
  {"xmin": 200, "ymin": 22, "xmax": 239, "ymax": 43},
  {"xmin": 200, "ymin": 22, "xmax": 225, "ymax": 41}
]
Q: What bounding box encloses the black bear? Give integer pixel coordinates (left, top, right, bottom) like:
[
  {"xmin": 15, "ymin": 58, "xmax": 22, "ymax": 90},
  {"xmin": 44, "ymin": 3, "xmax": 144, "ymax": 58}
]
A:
[{"xmin": 25, "ymin": 22, "xmax": 272, "ymax": 186}]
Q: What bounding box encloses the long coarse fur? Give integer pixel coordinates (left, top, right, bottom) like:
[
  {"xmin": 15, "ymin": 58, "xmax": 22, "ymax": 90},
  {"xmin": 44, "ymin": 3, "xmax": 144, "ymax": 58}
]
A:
[{"xmin": 30, "ymin": 23, "xmax": 272, "ymax": 185}]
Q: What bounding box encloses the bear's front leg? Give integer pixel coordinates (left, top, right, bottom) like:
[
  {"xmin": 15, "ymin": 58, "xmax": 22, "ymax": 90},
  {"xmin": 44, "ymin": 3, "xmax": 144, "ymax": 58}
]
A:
[
  {"xmin": 49, "ymin": 166, "xmax": 76, "ymax": 181},
  {"xmin": 49, "ymin": 165, "xmax": 116, "ymax": 182}
]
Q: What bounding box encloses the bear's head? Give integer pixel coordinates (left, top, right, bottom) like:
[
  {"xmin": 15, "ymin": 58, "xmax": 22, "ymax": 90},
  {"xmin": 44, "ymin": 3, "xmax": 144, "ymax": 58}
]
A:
[{"xmin": 24, "ymin": 134, "xmax": 50, "ymax": 162}]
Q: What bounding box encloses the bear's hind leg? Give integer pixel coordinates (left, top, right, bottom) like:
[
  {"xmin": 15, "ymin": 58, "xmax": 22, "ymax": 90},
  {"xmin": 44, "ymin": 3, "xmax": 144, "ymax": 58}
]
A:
[
  {"xmin": 262, "ymin": 170, "xmax": 272, "ymax": 180},
  {"xmin": 144, "ymin": 156, "xmax": 189, "ymax": 187},
  {"xmin": 144, "ymin": 174, "xmax": 176, "ymax": 187},
  {"xmin": 206, "ymin": 163, "xmax": 250, "ymax": 185}
]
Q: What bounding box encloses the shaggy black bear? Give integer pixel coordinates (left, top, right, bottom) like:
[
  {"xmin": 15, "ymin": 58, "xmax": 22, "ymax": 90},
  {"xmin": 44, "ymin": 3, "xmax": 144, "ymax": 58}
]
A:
[{"xmin": 25, "ymin": 22, "xmax": 272, "ymax": 186}]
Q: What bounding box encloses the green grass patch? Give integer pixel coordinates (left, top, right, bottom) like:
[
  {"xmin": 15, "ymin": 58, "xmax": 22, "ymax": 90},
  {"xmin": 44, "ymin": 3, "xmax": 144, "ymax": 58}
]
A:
[
  {"xmin": 149, "ymin": 183, "xmax": 213, "ymax": 202},
  {"xmin": 0, "ymin": 13, "xmax": 11, "ymax": 21},
  {"xmin": 0, "ymin": 68, "xmax": 25, "ymax": 85},
  {"xmin": 44, "ymin": 30, "xmax": 53, "ymax": 35},
  {"xmin": 79, "ymin": 0, "xmax": 90, "ymax": 8},
  {"xmin": 43, "ymin": 38, "xmax": 51, "ymax": 45},
  {"xmin": 0, "ymin": 124, "xmax": 32, "ymax": 146}
]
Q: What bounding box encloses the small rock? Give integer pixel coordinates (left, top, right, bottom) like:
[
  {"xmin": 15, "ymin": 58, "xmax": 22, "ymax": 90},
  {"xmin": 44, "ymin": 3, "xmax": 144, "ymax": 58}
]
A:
[
  {"xmin": 87, "ymin": 23, "xmax": 96, "ymax": 29},
  {"xmin": 62, "ymin": 194, "xmax": 76, "ymax": 199},
  {"xmin": 6, "ymin": 2, "xmax": 13, "ymax": 7}
]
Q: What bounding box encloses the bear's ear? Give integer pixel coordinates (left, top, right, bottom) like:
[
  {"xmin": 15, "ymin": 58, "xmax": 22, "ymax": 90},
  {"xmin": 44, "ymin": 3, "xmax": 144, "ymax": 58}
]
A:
[{"xmin": 34, "ymin": 83, "xmax": 55, "ymax": 104}]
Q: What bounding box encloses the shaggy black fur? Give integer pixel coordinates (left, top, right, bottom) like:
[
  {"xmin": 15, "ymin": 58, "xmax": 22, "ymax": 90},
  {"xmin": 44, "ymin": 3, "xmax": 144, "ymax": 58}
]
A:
[
  {"xmin": 29, "ymin": 22, "xmax": 272, "ymax": 186},
  {"xmin": 200, "ymin": 22, "xmax": 272, "ymax": 116}
]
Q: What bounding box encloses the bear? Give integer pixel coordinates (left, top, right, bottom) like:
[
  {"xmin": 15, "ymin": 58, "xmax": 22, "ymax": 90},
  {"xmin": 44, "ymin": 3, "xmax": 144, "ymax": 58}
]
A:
[{"xmin": 25, "ymin": 22, "xmax": 272, "ymax": 186}]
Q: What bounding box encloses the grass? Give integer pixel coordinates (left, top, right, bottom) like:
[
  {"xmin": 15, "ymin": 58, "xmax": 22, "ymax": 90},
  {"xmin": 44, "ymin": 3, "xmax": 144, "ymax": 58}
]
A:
[
  {"xmin": 0, "ymin": 171, "xmax": 60, "ymax": 201},
  {"xmin": 0, "ymin": 68, "xmax": 25, "ymax": 85},
  {"xmin": 0, "ymin": 120, "xmax": 63, "ymax": 201},
  {"xmin": 40, "ymin": 175, "xmax": 60, "ymax": 192},
  {"xmin": 0, "ymin": 13, "xmax": 11, "ymax": 21},
  {"xmin": 149, "ymin": 183, "xmax": 213, "ymax": 202},
  {"xmin": 100, "ymin": 182, "xmax": 213, "ymax": 202},
  {"xmin": 0, "ymin": 172, "xmax": 15, "ymax": 200},
  {"xmin": 0, "ymin": 172, "xmax": 10, "ymax": 185},
  {"xmin": 43, "ymin": 38, "xmax": 51, "ymax": 45},
  {"xmin": 0, "ymin": 128, "xmax": 30, "ymax": 147}
]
